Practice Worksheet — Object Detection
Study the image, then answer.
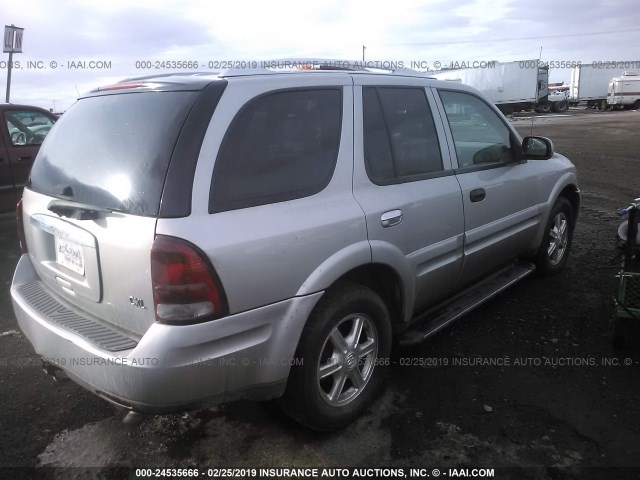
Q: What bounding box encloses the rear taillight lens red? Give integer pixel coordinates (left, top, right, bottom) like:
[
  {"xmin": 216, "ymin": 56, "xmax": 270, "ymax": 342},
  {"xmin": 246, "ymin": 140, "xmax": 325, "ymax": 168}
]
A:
[
  {"xmin": 16, "ymin": 199, "xmax": 28, "ymax": 254},
  {"xmin": 150, "ymin": 235, "xmax": 228, "ymax": 324}
]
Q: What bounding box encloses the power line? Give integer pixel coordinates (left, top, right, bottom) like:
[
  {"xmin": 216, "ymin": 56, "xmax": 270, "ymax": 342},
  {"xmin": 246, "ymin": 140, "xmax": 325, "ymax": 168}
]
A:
[{"xmin": 387, "ymin": 27, "xmax": 640, "ymax": 46}]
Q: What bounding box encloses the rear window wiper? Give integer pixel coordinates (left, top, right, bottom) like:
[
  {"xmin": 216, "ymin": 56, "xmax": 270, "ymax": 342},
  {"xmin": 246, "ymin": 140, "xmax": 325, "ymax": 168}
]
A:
[{"xmin": 47, "ymin": 199, "xmax": 114, "ymax": 220}]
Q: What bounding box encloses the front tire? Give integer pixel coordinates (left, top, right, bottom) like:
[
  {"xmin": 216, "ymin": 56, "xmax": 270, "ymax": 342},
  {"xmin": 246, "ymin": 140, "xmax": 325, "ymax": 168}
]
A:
[
  {"xmin": 535, "ymin": 198, "xmax": 574, "ymax": 275},
  {"xmin": 556, "ymin": 100, "xmax": 569, "ymax": 113},
  {"xmin": 278, "ymin": 283, "xmax": 392, "ymax": 431}
]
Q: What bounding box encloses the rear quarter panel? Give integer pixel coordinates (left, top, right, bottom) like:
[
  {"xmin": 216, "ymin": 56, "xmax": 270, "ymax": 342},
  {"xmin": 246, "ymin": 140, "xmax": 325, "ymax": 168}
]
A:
[{"xmin": 156, "ymin": 75, "xmax": 369, "ymax": 314}]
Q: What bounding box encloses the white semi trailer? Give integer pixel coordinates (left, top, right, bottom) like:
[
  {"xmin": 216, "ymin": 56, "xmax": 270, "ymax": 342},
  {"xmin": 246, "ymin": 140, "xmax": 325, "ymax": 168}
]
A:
[
  {"xmin": 431, "ymin": 60, "xmax": 568, "ymax": 114},
  {"xmin": 608, "ymin": 72, "xmax": 640, "ymax": 110},
  {"xmin": 569, "ymin": 63, "xmax": 638, "ymax": 109}
]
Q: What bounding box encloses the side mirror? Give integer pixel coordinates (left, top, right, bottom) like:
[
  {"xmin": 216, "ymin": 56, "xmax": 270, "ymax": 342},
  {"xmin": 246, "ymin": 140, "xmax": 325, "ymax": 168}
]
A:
[
  {"xmin": 11, "ymin": 131, "xmax": 26, "ymax": 145},
  {"xmin": 522, "ymin": 136, "xmax": 554, "ymax": 160}
]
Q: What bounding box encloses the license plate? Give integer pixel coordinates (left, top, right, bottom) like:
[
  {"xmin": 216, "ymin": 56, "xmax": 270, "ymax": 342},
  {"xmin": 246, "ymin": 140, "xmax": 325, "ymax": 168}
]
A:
[{"xmin": 54, "ymin": 236, "xmax": 85, "ymax": 275}]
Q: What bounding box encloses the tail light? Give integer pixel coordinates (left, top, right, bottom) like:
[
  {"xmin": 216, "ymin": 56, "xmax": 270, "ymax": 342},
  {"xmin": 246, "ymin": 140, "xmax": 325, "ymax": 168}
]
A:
[
  {"xmin": 16, "ymin": 199, "xmax": 28, "ymax": 254},
  {"xmin": 150, "ymin": 235, "xmax": 228, "ymax": 324}
]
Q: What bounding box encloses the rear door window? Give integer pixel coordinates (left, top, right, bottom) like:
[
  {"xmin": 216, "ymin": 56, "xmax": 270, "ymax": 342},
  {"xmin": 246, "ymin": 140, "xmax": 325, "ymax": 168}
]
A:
[
  {"xmin": 29, "ymin": 91, "xmax": 199, "ymax": 216},
  {"xmin": 210, "ymin": 89, "xmax": 342, "ymax": 213},
  {"xmin": 363, "ymin": 87, "xmax": 443, "ymax": 184}
]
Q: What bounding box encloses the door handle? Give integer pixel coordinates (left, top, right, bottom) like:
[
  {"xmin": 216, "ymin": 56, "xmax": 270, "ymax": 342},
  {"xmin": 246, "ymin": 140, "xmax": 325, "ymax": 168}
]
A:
[
  {"xmin": 381, "ymin": 210, "xmax": 403, "ymax": 228},
  {"xmin": 17, "ymin": 156, "xmax": 32, "ymax": 162},
  {"xmin": 470, "ymin": 188, "xmax": 486, "ymax": 203}
]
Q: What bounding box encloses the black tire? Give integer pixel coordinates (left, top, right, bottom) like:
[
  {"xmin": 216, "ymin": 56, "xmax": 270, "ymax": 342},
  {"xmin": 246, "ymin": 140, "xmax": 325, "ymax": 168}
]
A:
[
  {"xmin": 539, "ymin": 103, "xmax": 552, "ymax": 113},
  {"xmin": 535, "ymin": 197, "xmax": 575, "ymax": 275},
  {"xmin": 278, "ymin": 283, "xmax": 392, "ymax": 431},
  {"xmin": 613, "ymin": 317, "xmax": 633, "ymax": 348},
  {"xmin": 634, "ymin": 100, "xmax": 640, "ymax": 110},
  {"xmin": 556, "ymin": 101, "xmax": 569, "ymax": 113}
]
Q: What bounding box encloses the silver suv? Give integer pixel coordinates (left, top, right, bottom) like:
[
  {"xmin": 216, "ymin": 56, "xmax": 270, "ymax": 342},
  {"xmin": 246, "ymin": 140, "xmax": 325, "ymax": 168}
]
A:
[{"xmin": 11, "ymin": 66, "xmax": 579, "ymax": 430}]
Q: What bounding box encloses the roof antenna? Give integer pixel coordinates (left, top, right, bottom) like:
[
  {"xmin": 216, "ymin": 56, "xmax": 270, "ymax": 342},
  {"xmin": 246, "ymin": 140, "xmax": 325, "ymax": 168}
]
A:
[
  {"xmin": 74, "ymin": 84, "xmax": 80, "ymax": 97},
  {"xmin": 530, "ymin": 46, "xmax": 542, "ymax": 136}
]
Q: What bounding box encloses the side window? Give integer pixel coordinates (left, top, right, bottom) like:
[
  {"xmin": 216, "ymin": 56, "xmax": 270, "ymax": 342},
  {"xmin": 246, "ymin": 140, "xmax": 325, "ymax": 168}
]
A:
[
  {"xmin": 363, "ymin": 87, "xmax": 443, "ymax": 184},
  {"xmin": 210, "ymin": 89, "xmax": 342, "ymax": 213},
  {"xmin": 4, "ymin": 110, "xmax": 55, "ymax": 146},
  {"xmin": 438, "ymin": 90, "xmax": 515, "ymax": 168}
]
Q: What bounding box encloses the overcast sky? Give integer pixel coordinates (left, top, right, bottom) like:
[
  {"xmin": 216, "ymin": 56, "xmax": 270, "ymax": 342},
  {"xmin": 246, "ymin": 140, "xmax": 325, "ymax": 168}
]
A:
[{"xmin": 2, "ymin": 0, "xmax": 640, "ymax": 111}]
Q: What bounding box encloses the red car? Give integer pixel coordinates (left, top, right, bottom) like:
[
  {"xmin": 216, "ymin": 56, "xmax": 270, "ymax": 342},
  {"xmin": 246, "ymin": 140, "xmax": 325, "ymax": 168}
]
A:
[{"xmin": 0, "ymin": 103, "xmax": 57, "ymax": 217}]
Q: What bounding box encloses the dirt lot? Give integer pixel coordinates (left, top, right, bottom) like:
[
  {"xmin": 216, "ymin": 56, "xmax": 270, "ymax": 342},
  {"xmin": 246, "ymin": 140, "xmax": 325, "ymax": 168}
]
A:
[{"xmin": 1, "ymin": 108, "xmax": 640, "ymax": 480}]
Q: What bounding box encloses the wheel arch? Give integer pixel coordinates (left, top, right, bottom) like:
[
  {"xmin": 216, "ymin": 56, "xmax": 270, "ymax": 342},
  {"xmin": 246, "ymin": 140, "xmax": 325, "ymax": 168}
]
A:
[
  {"xmin": 531, "ymin": 178, "xmax": 580, "ymax": 252},
  {"xmin": 559, "ymin": 183, "xmax": 580, "ymax": 224},
  {"xmin": 296, "ymin": 242, "xmax": 413, "ymax": 327},
  {"xmin": 335, "ymin": 263, "xmax": 406, "ymax": 327}
]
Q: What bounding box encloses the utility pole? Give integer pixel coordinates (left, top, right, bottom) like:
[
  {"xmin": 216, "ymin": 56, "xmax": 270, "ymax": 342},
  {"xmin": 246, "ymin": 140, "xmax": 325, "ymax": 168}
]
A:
[
  {"xmin": 6, "ymin": 50, "xmax": 12, "ymax": 102},
  {"xmin": 362, "ymin": 45, "xmax": 366, "ymax": 62},
  {"xmin": 4, "ymin": 24, "xmax": 24, "ymax": 103}
]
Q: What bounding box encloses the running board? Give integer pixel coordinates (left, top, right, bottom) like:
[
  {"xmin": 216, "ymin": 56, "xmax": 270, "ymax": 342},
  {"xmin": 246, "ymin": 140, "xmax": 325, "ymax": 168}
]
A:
[{"xmin": 398, "ymin": 262, "xmax": 536, "ymax": 346}]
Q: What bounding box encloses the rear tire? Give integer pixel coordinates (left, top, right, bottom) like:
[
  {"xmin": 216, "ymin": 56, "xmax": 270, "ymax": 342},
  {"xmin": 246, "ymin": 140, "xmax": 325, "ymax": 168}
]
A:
[
  {"xmin": 556, "ymin": 101, "xmax": 569, "ymax": 113},
  {"xmin": 535, "ymin": 198, "xmax": 574, "ymax": 275},
  {"xmin": 278, "ymin": 283, "xmax": 392, "ymax": 431},
  {"xmin": 539, "ymin": 103, "xmax": 552, "ymax": 113}
]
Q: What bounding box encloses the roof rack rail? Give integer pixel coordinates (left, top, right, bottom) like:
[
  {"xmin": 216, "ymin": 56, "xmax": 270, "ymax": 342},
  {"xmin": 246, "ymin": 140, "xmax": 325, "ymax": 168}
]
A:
[
  {"xmin": 117, "ymin": 72, "xmax": 222, "ymax": 83},
  {"xmin": 258, "ymin": 58, "xmax": 432, "ymax": 76},
  {"xmin": 117, "ymin": 58, "xmax": 434, "ymax": 82}
]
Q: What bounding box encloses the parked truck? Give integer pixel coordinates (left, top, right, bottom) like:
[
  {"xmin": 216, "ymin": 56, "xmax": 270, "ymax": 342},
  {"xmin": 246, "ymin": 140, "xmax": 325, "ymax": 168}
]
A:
[
  {"xmin": 607, "ymin": 72, "xmax": 640, "ymax": 110},
  {"xmin": 432, "ymin": 60, "xmax": 568, "ymax": 114},
  {"xmin": 569, "ymin": 63, "xmax": 638, "ymax": 109}
]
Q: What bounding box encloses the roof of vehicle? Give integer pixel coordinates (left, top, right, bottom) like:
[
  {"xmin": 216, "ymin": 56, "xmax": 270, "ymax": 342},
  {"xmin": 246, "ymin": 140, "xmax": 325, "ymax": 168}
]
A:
[
  {"xmin": 82, "ymin": 60, "xmax": 437, "ymax": 98},
  {"xmin": 0, "ymin": 103, "xmax": 56, "ymax": 114}
]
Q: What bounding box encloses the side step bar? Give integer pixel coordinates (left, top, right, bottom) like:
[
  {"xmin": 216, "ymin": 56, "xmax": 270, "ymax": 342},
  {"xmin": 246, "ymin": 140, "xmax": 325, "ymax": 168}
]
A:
[{"xmin": 398, "ymin": 261, "xmax": 536, "ymax": 346}]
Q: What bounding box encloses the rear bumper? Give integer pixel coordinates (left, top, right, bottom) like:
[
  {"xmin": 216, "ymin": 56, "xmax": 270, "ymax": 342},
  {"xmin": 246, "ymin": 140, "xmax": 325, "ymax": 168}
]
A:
[{"xmin": 11, "ymin": 254, "xmax": 322, "ymax": 413}]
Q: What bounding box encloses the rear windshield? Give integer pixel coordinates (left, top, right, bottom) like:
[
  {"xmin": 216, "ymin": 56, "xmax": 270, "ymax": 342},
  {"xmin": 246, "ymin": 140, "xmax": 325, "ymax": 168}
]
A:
[{"xmin": 28, "ymin": 91, "xmax": 198, "ymax": 216}]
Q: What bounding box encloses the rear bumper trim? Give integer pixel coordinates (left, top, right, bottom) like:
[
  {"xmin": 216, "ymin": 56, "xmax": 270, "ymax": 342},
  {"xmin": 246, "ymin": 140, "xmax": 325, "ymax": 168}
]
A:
[{"xmin": 17, "ymin": 280, "xmax": 137, "ymax": 352}]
